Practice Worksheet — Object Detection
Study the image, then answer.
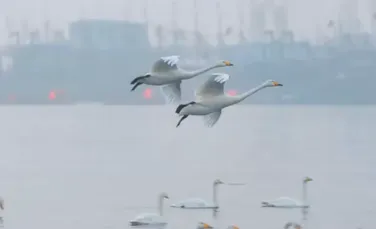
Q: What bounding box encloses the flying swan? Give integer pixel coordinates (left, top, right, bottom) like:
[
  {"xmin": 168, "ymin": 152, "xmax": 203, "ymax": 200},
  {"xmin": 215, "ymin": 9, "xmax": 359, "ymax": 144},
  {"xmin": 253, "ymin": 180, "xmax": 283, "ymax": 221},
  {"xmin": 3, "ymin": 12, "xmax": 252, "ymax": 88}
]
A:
[
  {"xmin": 170, "ymin": 179, "xmax": 245, "ymax": 211},
  {"xmin": 129, "ymin": 192, "xmax": 169, "ymax": 227},
  {"xmin": 261, "ymin": 176, "xmax": 313, "ymax": 209},
  {"xmin": 175, "ymin": 73, "xmax": 283, "ymax": 127},
  {"xmin": 130, "ymin": 56, "xmax": 234, "ymax": 104}
]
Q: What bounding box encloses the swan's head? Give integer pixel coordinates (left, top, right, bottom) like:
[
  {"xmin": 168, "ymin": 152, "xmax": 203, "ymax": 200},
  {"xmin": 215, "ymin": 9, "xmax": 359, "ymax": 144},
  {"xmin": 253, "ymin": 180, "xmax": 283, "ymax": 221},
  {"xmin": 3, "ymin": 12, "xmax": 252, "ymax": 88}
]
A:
[
  {"xmin": 303, "ymin": 177, "xmax": 313, "ymax": 183},
  {"xmin": 213, "ymin": 179, "xmax": 224, "ymax": 185},
  {"xmin": 217, "ymin": 60, "xmax": 234, "ymax": 67},
  {"xmin": 264, "ymin": 79, "xmax": 283, "ymax": 87},
  {"xmin": 197, "ymin": 222, "xmax": 213, "ymax": 229},
  {"xmin": 160, "ymin": 192, "xmax": 169, "ymax": 199}
]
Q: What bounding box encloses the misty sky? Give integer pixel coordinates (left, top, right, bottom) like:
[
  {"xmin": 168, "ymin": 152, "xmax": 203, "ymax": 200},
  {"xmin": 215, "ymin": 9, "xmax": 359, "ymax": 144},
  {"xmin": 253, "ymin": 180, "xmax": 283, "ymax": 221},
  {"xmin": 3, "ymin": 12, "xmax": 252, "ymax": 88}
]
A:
[{"xmin": 1, "ymin": 0, "xmax": 376, "ymax": 46}]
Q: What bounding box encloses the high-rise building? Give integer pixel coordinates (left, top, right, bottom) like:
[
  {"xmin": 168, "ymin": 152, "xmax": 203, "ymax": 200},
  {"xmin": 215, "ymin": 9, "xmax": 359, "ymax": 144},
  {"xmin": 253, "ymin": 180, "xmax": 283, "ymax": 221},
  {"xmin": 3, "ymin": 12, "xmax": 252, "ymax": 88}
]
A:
[
  {"xmin": 272, "ymin": 4, "xmax": 288, "ymax": 39},
  {"xmin": 248, "ymin": 0, "xmax": 267, "ymax": 42},
  {"xmin": 338, "ymin": 0, "xmax": 361, "ymax": 33}
]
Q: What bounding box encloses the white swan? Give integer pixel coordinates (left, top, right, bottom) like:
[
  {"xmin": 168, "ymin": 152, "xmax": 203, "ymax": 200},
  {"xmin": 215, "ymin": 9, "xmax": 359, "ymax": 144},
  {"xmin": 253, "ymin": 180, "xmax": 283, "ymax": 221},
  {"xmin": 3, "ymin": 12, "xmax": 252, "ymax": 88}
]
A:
[
  {"xmin": 170, "ymin": 179, "xmax": 223, "ymax": 210},
  {"xmin": 170, "ymin": 179, "xmax": 245, "ymax": 210},
  {"xmin": 175, "ymin": 73, "xmax": 283, "ymax": 127},
  {"xmin": 130, "ymin": 56, "xmax": 234, "ymax": 104},
  {"xmin": 261, "ymin": 176, "xmax": 313, "ymax": 209},
  {"xmin": 129, "ymin": 192, "xmax": 169, "ymax": 227}
]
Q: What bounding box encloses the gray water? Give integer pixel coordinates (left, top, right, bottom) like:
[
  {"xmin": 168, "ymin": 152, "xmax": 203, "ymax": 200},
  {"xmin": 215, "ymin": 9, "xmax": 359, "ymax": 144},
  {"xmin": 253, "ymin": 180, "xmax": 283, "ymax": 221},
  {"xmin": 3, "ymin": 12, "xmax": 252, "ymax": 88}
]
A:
[{"xmin": 0, "ymin": 105, "xmax": 375, "ymax": 229}]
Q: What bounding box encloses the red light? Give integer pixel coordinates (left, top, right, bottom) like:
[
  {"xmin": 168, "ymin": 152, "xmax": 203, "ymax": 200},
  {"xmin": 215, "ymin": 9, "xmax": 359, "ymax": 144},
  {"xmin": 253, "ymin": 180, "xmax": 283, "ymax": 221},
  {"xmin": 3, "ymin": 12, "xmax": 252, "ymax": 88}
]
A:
[
  {"xmin": 8, "ymin": 94, "xmax": 16, "ymax": 101},
  {"xmin": 49, "ymin": 91, "xmax": 56, "ymax": 100},
  {"xmin": 227, "ymin": 90, "xmax": 237, "ymax": 96},
  {"xmin": 143, "ymin": 88, "xmax": 152, "ymax": 99}
]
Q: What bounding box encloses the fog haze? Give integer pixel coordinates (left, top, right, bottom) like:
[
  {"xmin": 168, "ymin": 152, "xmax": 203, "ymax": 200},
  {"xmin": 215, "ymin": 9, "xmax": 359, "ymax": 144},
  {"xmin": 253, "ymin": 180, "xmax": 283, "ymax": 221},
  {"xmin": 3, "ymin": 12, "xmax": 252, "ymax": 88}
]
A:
[{"xmin": 1, "ymin": 0, "xmax": 376, "ymax": 45}]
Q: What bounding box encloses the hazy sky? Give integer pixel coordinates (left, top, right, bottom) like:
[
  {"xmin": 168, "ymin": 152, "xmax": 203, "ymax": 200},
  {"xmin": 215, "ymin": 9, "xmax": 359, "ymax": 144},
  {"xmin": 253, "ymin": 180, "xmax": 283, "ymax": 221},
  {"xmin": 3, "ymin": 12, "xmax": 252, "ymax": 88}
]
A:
[{"xmin": 1, "ymin": 0, "xmax": 376, "ymax": 46}]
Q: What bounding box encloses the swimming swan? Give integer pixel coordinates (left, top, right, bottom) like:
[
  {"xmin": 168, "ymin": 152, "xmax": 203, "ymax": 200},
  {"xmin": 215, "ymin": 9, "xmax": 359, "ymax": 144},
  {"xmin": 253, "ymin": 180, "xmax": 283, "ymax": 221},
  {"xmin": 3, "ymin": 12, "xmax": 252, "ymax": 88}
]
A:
[
  {"xmin": 175, "ymin": 73, "xmax": 283, "ymax": 127},
  {"xmin": 170, "ymin": 179, "xmax": 224, "ymax": 210},
  {"xmin": 170, "ymin": 179, "xmax": 245, "ymax": 210},
  {"xmin": 129, "ymin": 192, "xmax": 169, "ymax": 227},
  {"xmin": 130, "ymin": 56, "xmax": 234, "ymax": 104},
  {"xmin": 261, "ymin": 177, "xmax": 313, "ymax": 209}
]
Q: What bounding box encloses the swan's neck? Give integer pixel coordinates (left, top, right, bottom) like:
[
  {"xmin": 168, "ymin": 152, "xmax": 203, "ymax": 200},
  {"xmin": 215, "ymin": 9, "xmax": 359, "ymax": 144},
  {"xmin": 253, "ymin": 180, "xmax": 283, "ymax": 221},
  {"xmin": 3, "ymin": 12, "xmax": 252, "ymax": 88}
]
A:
[
  {"xmin": 234, "ymin": 83, "xmax": 267, "ymax": 103},
  {"xmin": 182, "ymin": 64, "xmax": 219, "ymax": 79},
  {"xmin": 213, "ymin": 183, "xmax": 218, "ymax": 206},
  {"xmin": 302, "ymin": 181, "xmax": 307, "ymax": 204},
  {"xmin": 158, "ymin": 196, "xmax": 164, "ymax": 216}
]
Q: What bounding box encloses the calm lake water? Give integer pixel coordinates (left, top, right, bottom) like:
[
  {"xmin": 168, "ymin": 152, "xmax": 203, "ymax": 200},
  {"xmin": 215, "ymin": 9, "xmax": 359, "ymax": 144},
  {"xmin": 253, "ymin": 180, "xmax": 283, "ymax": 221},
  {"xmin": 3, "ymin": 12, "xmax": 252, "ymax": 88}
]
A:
[{"xmin": 0, "ymin": 105, "xmax": 375, "ymax": 229}]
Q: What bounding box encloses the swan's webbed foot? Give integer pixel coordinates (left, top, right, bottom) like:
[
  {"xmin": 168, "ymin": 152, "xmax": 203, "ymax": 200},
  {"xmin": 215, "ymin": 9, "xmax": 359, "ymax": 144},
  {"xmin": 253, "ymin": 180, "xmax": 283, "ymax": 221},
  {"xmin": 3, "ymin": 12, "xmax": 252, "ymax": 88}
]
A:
[
  {"xmin": 176, "ymin": 115, "xmax": 188, "ymax": 127},
  {"xmin": 131, "ymin": 82, "xmax": 142, "ymax": 91}
]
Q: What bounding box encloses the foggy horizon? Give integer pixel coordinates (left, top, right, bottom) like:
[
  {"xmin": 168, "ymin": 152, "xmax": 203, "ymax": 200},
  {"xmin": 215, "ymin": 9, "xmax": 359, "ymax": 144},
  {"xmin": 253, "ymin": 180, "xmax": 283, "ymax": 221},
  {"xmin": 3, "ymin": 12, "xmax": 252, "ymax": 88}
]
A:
[{"xmin": 1, "ymin": 0, "xmax": 376, "ymax": 46}]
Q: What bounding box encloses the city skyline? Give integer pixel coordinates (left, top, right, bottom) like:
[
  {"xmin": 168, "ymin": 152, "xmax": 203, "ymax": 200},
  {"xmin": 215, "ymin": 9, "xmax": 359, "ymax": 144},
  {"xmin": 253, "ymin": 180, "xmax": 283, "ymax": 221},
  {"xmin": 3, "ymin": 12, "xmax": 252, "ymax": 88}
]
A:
[{"xmin": 1, "ymin": 0, "xmax": 375, "ymax": 46}]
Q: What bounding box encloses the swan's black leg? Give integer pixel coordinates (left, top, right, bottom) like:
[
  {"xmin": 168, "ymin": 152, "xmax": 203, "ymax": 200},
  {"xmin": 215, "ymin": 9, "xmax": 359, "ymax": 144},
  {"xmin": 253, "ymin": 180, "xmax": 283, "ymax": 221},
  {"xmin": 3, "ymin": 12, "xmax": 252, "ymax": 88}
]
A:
[
  {"xmin": 175, "ymin": 101, "xmax": 196, "ymax": 114},
  {"xmin": 130, "ymin": 74, "xmax": 150, "ymax": 91},
  {"xmin": 176, "ymin": 115, "xmax": 188, "ymax": 127},
  {"xmin": 130, "ymin": 75, "xmax": 147, "ymax": 85},
  {"xmin": 131, "ymin": 82, "xmax": 142, "ymax": 91}
]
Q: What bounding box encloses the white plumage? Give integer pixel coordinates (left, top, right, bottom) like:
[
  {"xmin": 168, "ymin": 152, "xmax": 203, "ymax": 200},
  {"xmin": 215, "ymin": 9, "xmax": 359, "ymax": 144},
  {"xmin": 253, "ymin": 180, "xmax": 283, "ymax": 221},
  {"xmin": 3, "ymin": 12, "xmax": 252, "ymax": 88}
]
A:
[
  {"xmin": 261, "ymin": 177, "xmax": 313, "ymax": 209},
  {"xmin": 130, "ymin": 56, "xmax": 234, "ymax": 104},
  {"xmin": 129, "ymin": 193, "xmax": 169, "ymax": 227},
  {"xmin": 175, "ymin": 73, "xmax": 283, "ymax": 127}
]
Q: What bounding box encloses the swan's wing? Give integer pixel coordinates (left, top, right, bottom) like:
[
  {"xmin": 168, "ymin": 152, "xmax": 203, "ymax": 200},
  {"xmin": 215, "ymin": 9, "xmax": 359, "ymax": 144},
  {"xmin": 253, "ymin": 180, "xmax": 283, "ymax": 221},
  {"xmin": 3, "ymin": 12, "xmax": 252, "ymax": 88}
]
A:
[
  {"xmin": 160, "ymin": 81, "xmax": 181, "ymax": 104},
  {"xmin": 195, "ymin": 73, "xmax": 229, "ymax": 100},
  {"xmin": 151, "ymin": 55, "xmax": 180, "ymax": 73},
  {"xmin": 203, "ymin": 111, "xmax": 222, "ymax": 127}
]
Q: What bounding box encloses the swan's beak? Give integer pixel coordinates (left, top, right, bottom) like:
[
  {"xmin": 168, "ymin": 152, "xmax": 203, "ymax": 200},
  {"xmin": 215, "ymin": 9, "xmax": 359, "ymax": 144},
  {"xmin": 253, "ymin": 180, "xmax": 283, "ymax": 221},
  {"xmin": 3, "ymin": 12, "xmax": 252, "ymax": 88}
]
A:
[
  {"xmin": 223, "ymin": 61, "xmax": 233, "ymax": 66},
  {"xmin": 272, "ymin": 81, "xmax": 283, "ymax": 86}
]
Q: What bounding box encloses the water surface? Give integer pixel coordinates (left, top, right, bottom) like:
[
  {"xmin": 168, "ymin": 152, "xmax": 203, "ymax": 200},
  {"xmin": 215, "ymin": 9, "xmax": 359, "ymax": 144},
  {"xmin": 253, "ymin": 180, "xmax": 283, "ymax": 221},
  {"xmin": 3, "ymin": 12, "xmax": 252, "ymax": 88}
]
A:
[{"xmin": 0, "ymin": 105, "xmax": 375, "ymax": 229}]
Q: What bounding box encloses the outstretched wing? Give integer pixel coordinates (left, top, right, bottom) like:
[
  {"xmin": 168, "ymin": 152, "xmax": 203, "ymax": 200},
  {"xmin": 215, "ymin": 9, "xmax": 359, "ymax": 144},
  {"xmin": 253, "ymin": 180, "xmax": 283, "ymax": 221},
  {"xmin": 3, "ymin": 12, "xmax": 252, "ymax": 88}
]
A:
[
  {"xmin": 195, "ymin": 73, "xmax": 230, "ymax": 101},
  {"xmin": 151, "ymin": 55, "xmax": 180, "ymax": 73},
  {"xmin": 160, "ymin": 81, "xmax": 181, "ymax": 104},
  {"xmin": 203, "ymin": 111, "xmax": 222, "ymax": 127}
]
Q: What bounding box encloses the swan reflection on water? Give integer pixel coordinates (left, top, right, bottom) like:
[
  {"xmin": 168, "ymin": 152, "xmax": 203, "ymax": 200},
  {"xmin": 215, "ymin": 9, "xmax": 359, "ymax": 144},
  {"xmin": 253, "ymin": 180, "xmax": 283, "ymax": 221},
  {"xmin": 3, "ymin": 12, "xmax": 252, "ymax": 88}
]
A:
[{"xmin": 129, "ymin": 192, "xmax": 169, "ymax": 227}]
